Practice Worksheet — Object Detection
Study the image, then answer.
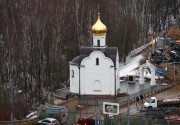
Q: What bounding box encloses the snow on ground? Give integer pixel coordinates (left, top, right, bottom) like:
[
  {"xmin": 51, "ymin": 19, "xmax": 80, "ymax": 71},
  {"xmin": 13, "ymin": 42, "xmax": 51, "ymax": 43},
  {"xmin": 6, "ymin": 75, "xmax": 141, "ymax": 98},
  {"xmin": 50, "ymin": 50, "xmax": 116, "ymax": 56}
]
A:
[
  {"xmin": 119, "ymin": 55, "xmax": 144, "ymax": 77},
  {"xmin": 119, "ymin": 54, "xmax": 163, "ymax": 79},
  {"xmin": 119, "ymin": 37, "xmax": 166, "ymax": 78}
]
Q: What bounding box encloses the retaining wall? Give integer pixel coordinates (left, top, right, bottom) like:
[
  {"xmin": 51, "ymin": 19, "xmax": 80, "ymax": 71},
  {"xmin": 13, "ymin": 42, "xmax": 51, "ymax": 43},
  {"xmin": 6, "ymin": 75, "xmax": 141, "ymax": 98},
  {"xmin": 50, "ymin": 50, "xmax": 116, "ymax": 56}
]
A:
[{"xmin": 0, "ymin": 118, "xmax": 38, "ymax": 125}]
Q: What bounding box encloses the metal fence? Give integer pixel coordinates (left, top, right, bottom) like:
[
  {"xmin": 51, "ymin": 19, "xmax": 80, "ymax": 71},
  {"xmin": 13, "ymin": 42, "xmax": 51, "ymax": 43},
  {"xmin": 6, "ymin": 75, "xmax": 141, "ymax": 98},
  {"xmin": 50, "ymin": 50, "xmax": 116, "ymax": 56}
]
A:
[
  {"xmin": 104, "ymin": 115, "xmax": 170, "ymax": 125},
  {"xmin": 78, "ymin": 83, "xmax": 175, "ymax": 106},
  {"xmin": 116, "ymin": 83, "xmax": 175, "ymax": 105},
  {"xmin": 67, "ymin": 110, "xmax": 171, "ymax": 125}
]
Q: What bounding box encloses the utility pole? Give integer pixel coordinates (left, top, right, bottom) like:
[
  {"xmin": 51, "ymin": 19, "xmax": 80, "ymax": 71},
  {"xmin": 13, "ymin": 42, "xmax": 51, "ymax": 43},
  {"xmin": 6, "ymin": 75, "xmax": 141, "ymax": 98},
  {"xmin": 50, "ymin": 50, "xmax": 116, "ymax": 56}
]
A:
[
  {"xmin": 174, "ymin": 61, "xmax": 176, "ymax": 82},
  {"xmin": 126, "ymin": 81, "xmax": 130, "ymax": 125}
]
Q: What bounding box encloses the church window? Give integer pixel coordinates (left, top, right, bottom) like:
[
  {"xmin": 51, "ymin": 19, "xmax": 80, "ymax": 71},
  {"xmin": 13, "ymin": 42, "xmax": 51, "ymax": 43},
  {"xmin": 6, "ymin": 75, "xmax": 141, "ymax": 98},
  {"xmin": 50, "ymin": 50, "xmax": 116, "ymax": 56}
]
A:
[
  {"xmin": 71, "ymin": 70, "xmax": 74, "ymax": 77},
  {"xmin": 97, "ymin": 40, "xmax": 100, "ymax": 46},
  {"xmin": 96, "ymin": 58, "xmax": 99, "ymax": 65}
]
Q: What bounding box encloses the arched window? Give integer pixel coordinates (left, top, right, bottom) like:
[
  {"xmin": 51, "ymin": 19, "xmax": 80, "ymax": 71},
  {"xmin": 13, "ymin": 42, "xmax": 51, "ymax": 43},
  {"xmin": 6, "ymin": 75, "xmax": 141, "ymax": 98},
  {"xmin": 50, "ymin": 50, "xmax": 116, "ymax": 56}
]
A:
[
  {"xmin": 97, "ymin": 40, "xmax": 100, "ymax": 46},
  {"xmin": 71, "ymin": 70, "xmax": 74, "ymax": 77},
  {"xmin": 96, "ymin": 58, "xmax": 99, "ymax": 65}
]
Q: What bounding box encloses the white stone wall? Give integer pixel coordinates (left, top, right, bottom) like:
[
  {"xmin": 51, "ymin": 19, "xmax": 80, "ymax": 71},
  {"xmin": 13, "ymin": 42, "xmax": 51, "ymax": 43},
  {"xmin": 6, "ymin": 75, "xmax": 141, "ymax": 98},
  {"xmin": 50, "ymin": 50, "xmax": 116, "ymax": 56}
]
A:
[
  {"xmin": 116, "ymin": 51, "xmax": 120, "ymax": 89},
  {"xmin": 93, "ymin": 35, "xmax": 106, "ymax": 47},
  {"xmin": 69, "ymin": 65, "xmax": 79, "ymax": 94},
  {"xmin": 80, "ymin": 51, "xmax": 115, "ymax": 95}
]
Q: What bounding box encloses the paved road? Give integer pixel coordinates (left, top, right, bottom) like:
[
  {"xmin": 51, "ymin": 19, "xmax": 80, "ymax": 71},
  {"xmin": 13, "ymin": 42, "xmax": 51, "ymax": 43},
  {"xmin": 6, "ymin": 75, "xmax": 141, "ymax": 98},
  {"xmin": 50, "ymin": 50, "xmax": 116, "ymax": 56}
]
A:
[
  {"xmin": 76, "ymin": 83, "xmax": 180, "ymax": 118},
  {"xmin": 121, "ymin": 83, "xmax": 180, "ymax": 115}
]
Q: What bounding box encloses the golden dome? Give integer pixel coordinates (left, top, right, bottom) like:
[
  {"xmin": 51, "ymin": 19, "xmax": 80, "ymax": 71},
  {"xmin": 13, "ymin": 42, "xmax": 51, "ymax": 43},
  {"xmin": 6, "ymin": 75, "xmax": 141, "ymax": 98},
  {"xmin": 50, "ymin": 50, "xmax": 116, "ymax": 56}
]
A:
[{"xmin": 92, "ymin": 13, "xmax": 107, "ymax": 36}]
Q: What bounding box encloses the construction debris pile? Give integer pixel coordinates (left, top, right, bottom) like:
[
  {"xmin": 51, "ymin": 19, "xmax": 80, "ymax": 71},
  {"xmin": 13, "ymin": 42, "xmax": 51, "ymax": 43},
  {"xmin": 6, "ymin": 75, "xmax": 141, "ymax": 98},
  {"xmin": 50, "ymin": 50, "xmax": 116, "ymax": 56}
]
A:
[{"xmin": 150, "ymin": 28, "xmax": 180, "ymax": 65}]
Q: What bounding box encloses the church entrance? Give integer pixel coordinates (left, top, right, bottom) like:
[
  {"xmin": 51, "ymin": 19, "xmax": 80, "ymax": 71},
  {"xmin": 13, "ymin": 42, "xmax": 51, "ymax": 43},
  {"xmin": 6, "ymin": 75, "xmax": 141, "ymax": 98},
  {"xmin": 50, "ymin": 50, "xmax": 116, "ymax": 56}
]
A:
[{"xmin": 94, "ymin": 80, "xmax": 101, "ymax": 92}]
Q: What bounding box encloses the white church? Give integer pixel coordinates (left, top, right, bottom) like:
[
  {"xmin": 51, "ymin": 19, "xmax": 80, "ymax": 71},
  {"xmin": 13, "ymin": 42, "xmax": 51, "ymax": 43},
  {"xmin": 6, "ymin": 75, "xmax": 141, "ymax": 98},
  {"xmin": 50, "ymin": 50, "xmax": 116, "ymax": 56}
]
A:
[{"xmin": 69, "ymin": 13, "xmax": 120, "ymax": 97}]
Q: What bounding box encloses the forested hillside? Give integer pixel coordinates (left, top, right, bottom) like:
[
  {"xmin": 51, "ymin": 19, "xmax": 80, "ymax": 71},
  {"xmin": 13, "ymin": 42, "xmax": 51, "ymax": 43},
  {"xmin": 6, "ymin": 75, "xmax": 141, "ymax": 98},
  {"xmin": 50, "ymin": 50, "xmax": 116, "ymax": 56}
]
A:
[{"xmin": 0, "ymin": 0, "xmax": 179, "ymax": 111}]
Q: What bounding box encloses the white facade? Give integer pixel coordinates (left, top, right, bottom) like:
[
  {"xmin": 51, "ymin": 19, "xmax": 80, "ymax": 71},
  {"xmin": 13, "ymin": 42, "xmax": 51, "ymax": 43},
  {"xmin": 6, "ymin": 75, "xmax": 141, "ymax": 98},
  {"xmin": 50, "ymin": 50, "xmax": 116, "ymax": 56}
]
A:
[
  {"xmin": 69, "ymin": 65, "xmax": 79, "ymax": 93},
  {"xmin": 80, "ymin": 51, "xmax": 114, "ymax": 95},
  {"xmin": 69, "ymin": 49, "xmax": 119, "ymax": 96}
]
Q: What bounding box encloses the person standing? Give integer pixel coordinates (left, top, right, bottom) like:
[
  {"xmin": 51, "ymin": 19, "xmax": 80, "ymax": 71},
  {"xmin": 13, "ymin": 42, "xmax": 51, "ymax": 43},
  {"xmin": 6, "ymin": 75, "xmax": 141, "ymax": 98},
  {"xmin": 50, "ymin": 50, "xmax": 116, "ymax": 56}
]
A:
[
  {"xmin": 136, "ymin": 96, "xmax": 140, "ymax": 106},
  {"xmin": 140, "ymin": 94, "xmax": 144, "ymax": 104}
]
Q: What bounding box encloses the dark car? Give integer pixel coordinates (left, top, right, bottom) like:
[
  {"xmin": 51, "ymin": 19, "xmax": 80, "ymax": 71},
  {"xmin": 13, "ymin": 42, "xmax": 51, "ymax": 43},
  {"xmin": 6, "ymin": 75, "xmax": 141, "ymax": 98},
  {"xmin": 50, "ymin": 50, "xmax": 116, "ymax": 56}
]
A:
[
  {"xmin": 76, "ymin": 116, "xmax": 95, "ymax": 125},
  {"xmin": 150, "ymin": 57, "xmax": 161, "ymax": 64}
]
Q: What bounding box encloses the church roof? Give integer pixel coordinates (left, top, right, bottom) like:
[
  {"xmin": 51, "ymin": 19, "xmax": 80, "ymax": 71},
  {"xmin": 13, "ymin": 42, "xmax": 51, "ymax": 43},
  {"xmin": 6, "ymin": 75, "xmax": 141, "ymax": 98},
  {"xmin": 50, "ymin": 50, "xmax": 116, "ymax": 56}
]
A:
[
  {"xmin": 92, "ymin": 13, "xmax": 107, "ymax": 36},
  {"xmin": 69, "ymin": 46, "xmax": 118, "ymax": 66}
]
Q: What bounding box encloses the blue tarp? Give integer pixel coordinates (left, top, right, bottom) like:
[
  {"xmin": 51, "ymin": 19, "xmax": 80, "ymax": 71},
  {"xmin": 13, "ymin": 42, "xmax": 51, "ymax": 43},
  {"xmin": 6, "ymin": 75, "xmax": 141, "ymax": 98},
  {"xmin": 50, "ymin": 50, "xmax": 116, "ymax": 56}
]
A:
[
  {"xmin": 155, "ymin": 67, "xmax": 166, "ymax": 76},
  {"xmin": 165, "ymin": 37, "xmax": 171, "ymax": 46}
]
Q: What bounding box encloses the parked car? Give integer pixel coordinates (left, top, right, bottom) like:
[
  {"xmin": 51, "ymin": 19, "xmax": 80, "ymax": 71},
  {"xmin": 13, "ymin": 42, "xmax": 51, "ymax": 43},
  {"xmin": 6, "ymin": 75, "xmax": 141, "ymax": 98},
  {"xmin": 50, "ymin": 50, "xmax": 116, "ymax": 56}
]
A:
[
  {"xmin": 38, "ymin": 118, "xmax": 60, "ymax": 125},
  {"xmin": 25, "ymin": 111, "xmax": 37, "ymax": 119},
  {"xmin": 76, "ymin": 116, "xmax": 95, "ymax": 125},
  {"xmin": 39, "ymin": 105, "xmax": 68, "ymax": 124},
  {"xmin": 150, "ymin": 57, "xmax": 161, "ymax": 64},
  {"xmin": 155, "ymin": 48, "xmax": 163, "ymax": 55}
]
